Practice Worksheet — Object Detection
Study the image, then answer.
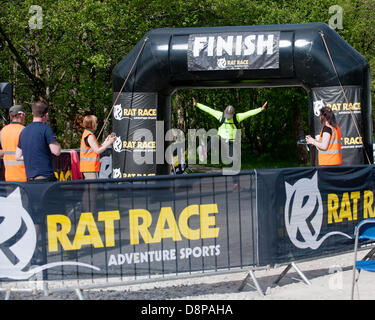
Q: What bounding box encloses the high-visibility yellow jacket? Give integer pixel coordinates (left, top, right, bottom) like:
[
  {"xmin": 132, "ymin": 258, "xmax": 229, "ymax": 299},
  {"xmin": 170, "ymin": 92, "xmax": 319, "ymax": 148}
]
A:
[
  {"xmin": 318, "ymin": 125, "xmax": 342, "ymax": 166},
  {"xmin": 80, "ymin": 129, "xmax": 100, "ymax": 173},
  {"xmin": 196, "ymin": 102, "xmax": 262, "ymax": 141},
  {"xmin": 1, "ymin": 122, "xmax": 26, "ymax": 182}
]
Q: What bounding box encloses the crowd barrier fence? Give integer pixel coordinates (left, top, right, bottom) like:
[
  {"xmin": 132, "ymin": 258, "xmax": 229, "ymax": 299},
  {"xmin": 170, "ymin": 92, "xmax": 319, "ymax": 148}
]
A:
[{"xmin": 1, "ymin": 165, "xmax": 374, "ymax": 299}]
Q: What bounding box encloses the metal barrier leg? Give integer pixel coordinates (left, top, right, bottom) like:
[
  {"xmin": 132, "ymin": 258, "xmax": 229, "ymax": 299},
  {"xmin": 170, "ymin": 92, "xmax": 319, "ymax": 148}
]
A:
[
  {"xmin": 273, "ymin": 263, "xmax": 311, "ymax": 286},
  {"xmin": 238, "ymin": 269, "xmax": 264, "ymax": 296},
  {"xmin": 43, "ymin": 282, "xmax": 49, "ymax": 297},
  {"xmin": 238, "ymin": 273, "xmax": 250, "ymax": 291},
  {"xmin": 75, "ymin": 288, "xmax": 85, "ymax": 300},
  {"xmin": 4, "ymin": 290, "xmax": 11, "ymax": 300},
  {"xmin": 273, "ymin": 264, "xmax": 292, "ymax": 285},
  {"xmin": 291, "ymin": 262, "xmax": 311, "ymax": 285},
  {"xmin": 2, "ymin": 288, "xmax": 37, "ymax": 300},
  {"xmin": 362, "ymin": 247, "xmax": 375, "ymax": 261}
]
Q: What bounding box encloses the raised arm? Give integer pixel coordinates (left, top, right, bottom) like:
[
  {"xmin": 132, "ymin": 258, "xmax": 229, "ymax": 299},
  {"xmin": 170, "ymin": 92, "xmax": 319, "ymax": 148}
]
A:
[
  {"xmin": 236, "ymin": 101, "xmax": 267, "ymax": 122},
  {"xmin": 192, "ymin": 97, "xmax": 222, "ymax": 121}
]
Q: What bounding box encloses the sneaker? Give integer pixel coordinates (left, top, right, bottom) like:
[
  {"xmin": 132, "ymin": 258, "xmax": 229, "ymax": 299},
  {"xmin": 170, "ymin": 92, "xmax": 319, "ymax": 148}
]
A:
[{"xmin": 197, "ymin": 145, "xmax": 207, "ymax": 162}]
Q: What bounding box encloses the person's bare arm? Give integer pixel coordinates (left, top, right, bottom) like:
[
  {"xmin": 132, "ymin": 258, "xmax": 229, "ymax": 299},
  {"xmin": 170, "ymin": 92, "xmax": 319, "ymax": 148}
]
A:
[
  {"xmin": 306, "ymin": 132, "xmax": 331, "ymax": 150},
  {"xmin": 88, "ymin": 134, "xmax": 115, "ymax": 155},
  {"xmin": 49, "ymin": 141, "xmax": 61, "ymax": 156},
  {"xmin": 16, "ymin": 146, "xmax": 23, "ymax": 161}
]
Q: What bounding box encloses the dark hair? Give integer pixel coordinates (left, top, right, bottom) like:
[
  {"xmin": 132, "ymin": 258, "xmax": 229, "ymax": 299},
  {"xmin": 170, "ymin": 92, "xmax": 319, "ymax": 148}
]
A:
[
  {"xmin": 320, "ymin": 107, "xmax": 337, "ymax": 127},
  {"xmin": 32, "ymin": 101, "xmax": 48, "ymax": 117}
]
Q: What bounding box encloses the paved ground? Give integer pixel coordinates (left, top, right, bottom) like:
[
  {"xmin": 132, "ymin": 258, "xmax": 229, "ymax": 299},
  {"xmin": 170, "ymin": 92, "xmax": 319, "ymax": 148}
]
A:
[{"xmin": 2, "ymin": 250, "xmax": 373, "ymax": 300}]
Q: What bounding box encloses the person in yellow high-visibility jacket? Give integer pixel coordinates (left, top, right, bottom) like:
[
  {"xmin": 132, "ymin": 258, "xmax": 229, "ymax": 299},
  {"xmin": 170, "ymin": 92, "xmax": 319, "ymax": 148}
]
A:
[
  {"xmin": 192, "ymin": 97, "xmax": 267, "ymax": 163},
  {"xmin": 306, "ymin": 106, "xmax": 342, "ymax": 166}
]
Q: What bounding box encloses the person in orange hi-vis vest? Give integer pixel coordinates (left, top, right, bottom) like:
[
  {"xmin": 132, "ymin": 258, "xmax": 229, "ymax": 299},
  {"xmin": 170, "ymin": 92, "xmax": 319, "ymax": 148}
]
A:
[
  {"xmin": 79, "ymin": 114, "xmax": 116, "ymax": 213},
  {"xmin": 79, "ymin": 115, "xmax": 116, "ymax": 179},
  {"xmin": 0, "ymin": 105, "xmax": 27, "ymax": 182},
  {"xmin": 306, "ymin": 106, "xmax": 342, "ymax": 166}
]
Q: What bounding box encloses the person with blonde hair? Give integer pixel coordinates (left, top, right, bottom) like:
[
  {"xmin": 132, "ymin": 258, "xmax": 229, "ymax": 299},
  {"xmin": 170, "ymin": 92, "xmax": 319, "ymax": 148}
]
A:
[{"xmin": 79, "ymin": 114, "xmax": 116, "ymax": 179}]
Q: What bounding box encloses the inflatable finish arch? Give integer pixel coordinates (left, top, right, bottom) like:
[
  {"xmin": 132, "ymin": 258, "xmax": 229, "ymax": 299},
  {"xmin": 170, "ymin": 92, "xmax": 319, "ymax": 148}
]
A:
[{"xmin": 112, "ymin": 22, "xmax": 372, "ymax": 177}]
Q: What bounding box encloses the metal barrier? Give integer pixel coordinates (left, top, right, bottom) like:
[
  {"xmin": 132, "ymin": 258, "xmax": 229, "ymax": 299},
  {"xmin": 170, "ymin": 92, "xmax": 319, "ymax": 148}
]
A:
[
  {"xmin": 0, "ymin": 171, "xmax": 259, "ymax": 299},
  {"xmin": 1, "ymin": 165, "xmax": 374, "ymax": 299}
]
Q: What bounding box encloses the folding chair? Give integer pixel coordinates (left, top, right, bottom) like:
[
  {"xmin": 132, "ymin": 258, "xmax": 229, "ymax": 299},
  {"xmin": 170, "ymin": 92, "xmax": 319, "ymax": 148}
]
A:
[{"xmin": 351, "ymin": 218, "xmax": 375, "ymax": 299}]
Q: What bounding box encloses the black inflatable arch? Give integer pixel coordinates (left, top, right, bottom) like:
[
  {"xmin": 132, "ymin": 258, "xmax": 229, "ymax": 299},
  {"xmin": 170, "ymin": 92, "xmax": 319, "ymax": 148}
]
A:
[{"xmin": 112, "ymin": 22, "xmax": 372, "ymax": 177}]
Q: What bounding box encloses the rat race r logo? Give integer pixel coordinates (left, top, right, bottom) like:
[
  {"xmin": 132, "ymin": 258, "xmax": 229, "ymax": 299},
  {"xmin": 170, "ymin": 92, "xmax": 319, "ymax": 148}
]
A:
[
  {"xmin": 284, "ymin": 172, "xmax": 351, "ymax": 250},
  {"xmin": 0, "ymin": 188, "xmax": 99, "ymax": 280}
]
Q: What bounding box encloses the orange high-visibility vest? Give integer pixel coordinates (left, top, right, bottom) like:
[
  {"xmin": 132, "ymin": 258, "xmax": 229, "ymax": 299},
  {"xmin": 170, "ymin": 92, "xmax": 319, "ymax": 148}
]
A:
[
  {"xmin": 318, "ymin": 125, "xmax": 342, "ymax": 166},
  {"xmin": 80, "ymin": 129, "xmax": 100, "ymax": 173},
  {"xmin": 1, "ymin": 122, "xmax": 26, "ymax": 182}
]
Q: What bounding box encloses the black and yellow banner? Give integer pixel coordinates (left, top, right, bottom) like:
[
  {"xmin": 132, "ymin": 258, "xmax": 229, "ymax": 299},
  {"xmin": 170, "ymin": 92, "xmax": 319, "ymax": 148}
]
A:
[
  {"xmin": 311, "ymin": 86, "xmax": 364, "ymax": 165},
  {"xmin": 1, "ymin": 166, "xmax": 374, "ymax": 281},
  {"xmin": 257, "ymin": 165, "xmax": 374, "ymax": 265},
  {"xmin": 112, "ymin": 92, "xmax": 159, "ymax": 179},
  {"xmin": 0, "ymin": 173, "xmax": 255, "ymax": 280},
  {"xmin": 187, "ymin": 32, "xmax": 280, "ymax": 71}
]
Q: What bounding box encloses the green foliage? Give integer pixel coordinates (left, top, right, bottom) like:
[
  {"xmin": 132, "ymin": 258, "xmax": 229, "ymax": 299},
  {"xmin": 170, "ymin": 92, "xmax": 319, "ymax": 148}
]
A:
[{"xmin": 0, "ymin": 0, "xmax": 373, "ymax": 167}]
